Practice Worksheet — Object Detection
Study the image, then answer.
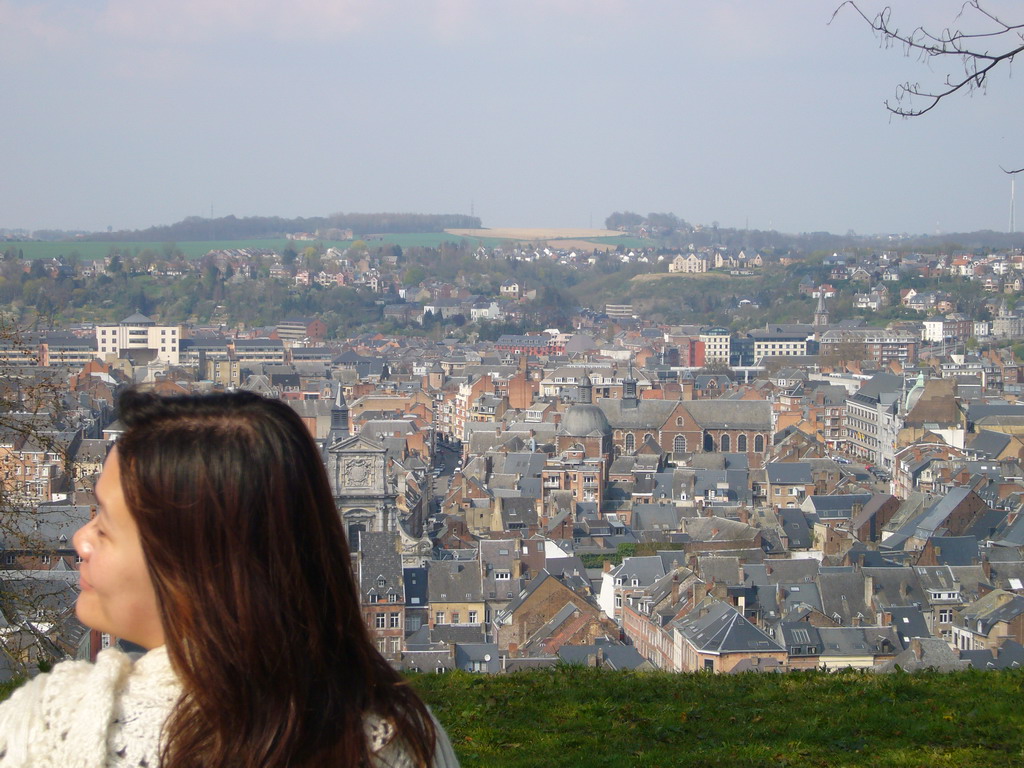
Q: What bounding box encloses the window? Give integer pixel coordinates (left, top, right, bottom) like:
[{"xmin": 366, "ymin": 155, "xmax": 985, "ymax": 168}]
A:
[
  {"xmin": 468, "ymin": 611, "xmax": 478, "ymax": 624},
  {"xmin": 495, "ymin": 570, "xmax": 511, "ymax": 580},
  {"xmin": 375, "ymin": 613, "xmax": 386, "ymax": 629},
  {"xmin": 755, "ymin": 434, "xmax": 765, "ymax": 452},
  {"xmin": 4, "ymin": 554, "xmax": 14, "ymax": 565},
  {"xmin": 369, "ymin": 593, "xmax": 379, "ymax": 604},
  {"xmin": 939, "ymin": 609, "xmax": 953, "ymax": 623},
  {"xmin": 376, "ymin": 576, "xmax": 386, "ymax": 588},
  {"xmin": 390, "ymin": 637, "xmax": 401, "ymax": 654},
  {"xmin": 435, "ymin": 611, "xmax": 445, "ymax": 625},
  {"xmin": 624, "ymin": 433, "xmax": 635, "ymax": 453},
  {"xmin": 451, "ymin": 612, "xmax": 460, "ymax": 624},
  {"xmin": 40, "ymin": 554, "xmax": 50, "ymax": 565},
  {"xmin": 673, "ymin": 435, "xmax": 687, "ymax": 456},
  {"xmin": 737, "ymin": 434, "xmax": 747, "ymax": 452},
  {"xmin": 720, "ymin": 434, "xmax": 731, "ymax": 452}
]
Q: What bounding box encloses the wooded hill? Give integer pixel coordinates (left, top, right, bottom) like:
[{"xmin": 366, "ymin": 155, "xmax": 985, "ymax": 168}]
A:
[{"xmin": 76, "ymin": 213, "xmax": 483, "ymax": 243}]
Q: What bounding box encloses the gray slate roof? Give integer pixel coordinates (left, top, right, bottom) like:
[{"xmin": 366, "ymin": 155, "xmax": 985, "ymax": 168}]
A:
[{"xmin": 674, "ymin": 598, "xmax": 785, "ymax": 654}]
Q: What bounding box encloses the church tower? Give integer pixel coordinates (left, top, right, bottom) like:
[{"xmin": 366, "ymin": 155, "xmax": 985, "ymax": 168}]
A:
[
  {"xmin": 813, "ymin": 288, "xmax": 830, "ymax": 327},
  {"xmin": 327, "ymin": 382, "xmax": 349, "ymax": 445},
  {"xmin": 579, "ymin": 372, "xmax": 593, "ymax": 405}
]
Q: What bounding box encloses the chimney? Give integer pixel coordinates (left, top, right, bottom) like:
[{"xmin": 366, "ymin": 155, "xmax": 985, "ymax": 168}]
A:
[
  {"xmin": 864, "ymin": 574, "xmax": 874, "ymax": 608},
  {"xmin": 603, "ymin": 560, "xmax": 614, "ymax": 573},
  {"xmin": 671, "ymin": 572, "xmax": 681, "ymax": 604},
  {"xmin": 911, "ymin": 637, "xmax": 924, "ymax": 661},
  {"xmin": 693, "ymin": 581, "xmax": 708, "ymax": 605}
]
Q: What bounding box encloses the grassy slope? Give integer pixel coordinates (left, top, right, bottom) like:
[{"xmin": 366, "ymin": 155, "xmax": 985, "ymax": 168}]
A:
[
  {"xmin": 413, "ymin": 666, "xmax": 1024, "ymax": 768},
  {"xmin": 1, "ymin": 666, "xmax": 1021, "ymax": 765}
]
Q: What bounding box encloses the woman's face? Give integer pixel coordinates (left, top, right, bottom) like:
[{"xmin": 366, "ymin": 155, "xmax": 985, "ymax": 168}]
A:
[{"xmin": 73, "ymin": 447, "xmax": 165, "ymax": 649}]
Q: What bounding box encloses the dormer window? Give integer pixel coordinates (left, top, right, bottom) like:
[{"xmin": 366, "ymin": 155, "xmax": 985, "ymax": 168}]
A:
[{"xmin": 376, "ymin": 576, "xmax": 386, "ymax": 588}]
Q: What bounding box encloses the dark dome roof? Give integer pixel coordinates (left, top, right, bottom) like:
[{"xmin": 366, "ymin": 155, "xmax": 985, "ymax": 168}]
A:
[{"xmin": 560, "ymin": 404, "xmax": 611, "ymax": 437}]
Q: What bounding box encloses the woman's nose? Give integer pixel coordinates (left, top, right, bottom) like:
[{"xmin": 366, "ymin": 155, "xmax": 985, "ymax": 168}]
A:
[{"xmin": 73, "ymin": 523, "xmax": 93, "ymax": 558}]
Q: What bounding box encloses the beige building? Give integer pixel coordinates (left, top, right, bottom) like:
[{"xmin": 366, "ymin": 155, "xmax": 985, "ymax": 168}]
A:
[
  {"xmin": 96, "ymin": 313, "xmax": 181, "ymax": 365},
  {"xmin": 699, "ymin": 327, "xmax": 732, "ymax": 364}
]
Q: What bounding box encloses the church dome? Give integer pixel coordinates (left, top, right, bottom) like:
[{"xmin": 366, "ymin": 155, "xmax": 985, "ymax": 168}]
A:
[{"xmin": 560, "ymin": 404, "xmax": 611, "ymax": 437}]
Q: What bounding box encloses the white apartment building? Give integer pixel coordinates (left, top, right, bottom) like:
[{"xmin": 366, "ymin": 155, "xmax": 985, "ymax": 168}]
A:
[
  {"xmin": 95, "ymin": 313, "xmax": 181, "ymax": 365},
  {"xmin": 700, "ymin": 327, "xmax": 732, "ymax": 364}
]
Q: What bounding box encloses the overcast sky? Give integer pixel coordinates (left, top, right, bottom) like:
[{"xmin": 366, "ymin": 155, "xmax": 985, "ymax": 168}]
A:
[{"xmin": 4, "ymin": 0, "xmax": 1023, "ymax": 236}]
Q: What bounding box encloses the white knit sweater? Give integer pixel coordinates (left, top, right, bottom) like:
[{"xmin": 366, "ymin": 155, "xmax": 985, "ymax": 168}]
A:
[{"xmin": 0, "ymin": 647, "xmax": 460, "ymax": 768}]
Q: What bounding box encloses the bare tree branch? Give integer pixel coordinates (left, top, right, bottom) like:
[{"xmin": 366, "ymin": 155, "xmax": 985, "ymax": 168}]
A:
[{"xmin": 834, "ymin": 1, "xmax": 1024, "ymax": 116}]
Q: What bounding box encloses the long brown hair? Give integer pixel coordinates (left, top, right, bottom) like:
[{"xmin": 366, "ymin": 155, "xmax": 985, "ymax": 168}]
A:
[{"xmin": 116, "ymin": 389, "xmax": 436, "ymax": 768}]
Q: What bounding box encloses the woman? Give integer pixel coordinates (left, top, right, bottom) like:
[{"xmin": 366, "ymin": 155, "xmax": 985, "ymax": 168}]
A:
[{"xmin": 0, "ymin": 389, "xmax": 459, "ymax": 767}]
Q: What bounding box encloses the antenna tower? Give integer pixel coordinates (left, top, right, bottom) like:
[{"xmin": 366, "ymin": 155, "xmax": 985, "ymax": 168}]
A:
[{"xmin": 1011, "ymin": 177, "xmax": 1016, "ymax": 234}]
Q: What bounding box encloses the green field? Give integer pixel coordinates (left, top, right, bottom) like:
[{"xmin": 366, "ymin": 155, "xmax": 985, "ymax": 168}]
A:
[
  {"xmin": 4, "ymin": 239, "xmax": 297, "ymax": 261},
  {"xmin": 4, "ymin": 661, "xmax": 1022, "ymax": 766},
  {"xmin": 413, "ymin": 665, "xmax": 1024, "ymax": 768},
  {"xmin": 4, "ymin": 233, "xmax": 497, "ymax": 261},
  {"xmin": 4, "ymin": 232, "xmax": 647, "ymax": 261}
]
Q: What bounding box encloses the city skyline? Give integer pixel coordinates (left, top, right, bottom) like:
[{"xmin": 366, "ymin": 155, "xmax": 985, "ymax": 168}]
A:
[{"xmin": 4, "ymin": 1, "xmax": 1024, "ymax": 236}]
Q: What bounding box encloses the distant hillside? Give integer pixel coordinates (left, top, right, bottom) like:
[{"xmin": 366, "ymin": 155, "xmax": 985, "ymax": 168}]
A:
[
  {"xmin": 413, "ymin": 665, "xmax": 1024, "ymax": 768},
  {"xmin": 77, "ymin": 212, "xmax": 483, "ymax": 243}
]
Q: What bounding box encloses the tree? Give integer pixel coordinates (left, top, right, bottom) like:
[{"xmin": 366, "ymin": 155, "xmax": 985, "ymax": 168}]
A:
[
  {"xmin": 0, "ymin": 323, "xmax": 75, "ymax": 670},
  {"xmin": 838, "ymin": 2, "xmax": 1024, "ymax": 170},
  {"xmin": 605, "ymin": 211, "xmax": 645, "ymax": 230}
]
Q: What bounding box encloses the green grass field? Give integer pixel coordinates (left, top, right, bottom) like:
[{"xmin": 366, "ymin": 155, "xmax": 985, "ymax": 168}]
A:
[
  {"xmin": 413, "ymin": 666, "xmax": 1024, "ymax": 768},
  {"xmin": 5, "ymin": 232, "xmax": 648, "ymax": 261},
  {"xmin": 4, "ymin": 664, "xmax": 1022, "ymax": 766},
  {"xmin": 5, "ymin": 233, "xmax": 494, "ymax": 260}
]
